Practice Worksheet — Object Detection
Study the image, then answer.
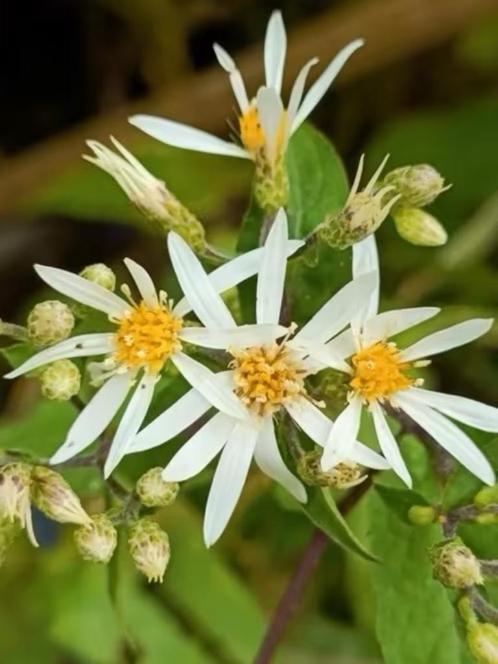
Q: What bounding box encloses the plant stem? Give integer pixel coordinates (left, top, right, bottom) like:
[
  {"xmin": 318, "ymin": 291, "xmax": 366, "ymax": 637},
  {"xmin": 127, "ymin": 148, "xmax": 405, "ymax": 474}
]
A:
[
  {"xmin": 468, "ymin": 587, "xmax": 498, "ymax": 625},
  {"xmin": 253, "ymin": 480, "xmax": 371, "ymax": 664}
]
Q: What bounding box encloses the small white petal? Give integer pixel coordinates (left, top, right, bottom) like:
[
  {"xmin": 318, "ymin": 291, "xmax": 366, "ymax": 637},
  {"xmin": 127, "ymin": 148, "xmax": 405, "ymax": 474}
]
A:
[
  {"xmin": 256, "ymin": 87, "xmax": 285, "ymax": 160},
  {"xmin": 168, "ymin": 232, "xmax": 235, "ymax": 328},
  {"xmin": 24, "ymin": 505, "xmax": 39, "ymax": 548},
  {"xmin": 131, "ymin": 387, "xmax": 212, "ymax": 453},
  {"xmin": 291, "ymin": 39, "xmax": 364, "ymax": 132},
  {"xmin": 213, "ymin": 43, "xmax": 235, "ymax": 72},
  {"xmin": 104, "ymin": 372, "xmax": 157, "ymax": 478},
  {"xmin": 180, "ymin": 324, "xmax": 287, "ymax": 349},
  {"xmin": 394, "ymin": 393, "xmax": 495, "ymax": 485},
  {"xmin": 400, "ymin": 318, "xmax": 494, "ymax": 362},
  {"xmin": 287, "ymin": 58, "xmax": 319, "ymax": 129},
  {"xmin": 5, "ymin": 333, "xmax": 114, "ymax": 379},
  {"xmin": 256, "ymin": 208, "xmax": 288, "ymax": 324},
  {"xmin": 254, "ymin": 417, "xmax": 306, "ymax": 502},
  {"xmin": 348, "ymin": 442, "xmax": 391, "ymax": 470},
  {"xmin": 361, "ymin": 307, "xmax": 441, "ymax": 347},
  {"xmin": 51, "ymin": 372, "xmax": 132, "ymax": 464},
  {"xmin": 213, "ymin": 43, "xmax": 249, "ymax": 112},
  {"xmin": 352, "ymin": 235, "xmax": 379, "ymax": 327},
  {"xmin": 321, "ymin": 397, "xmax": 363, "ymax": 470},
  {"xmin": 203, "ymin": 420, "xmax": 258, "ymax": 546},
  {"xmin": 264, "ymin": 10, "xmax": 287, "ymax": 93},
  {"xmin": 162, "ymin": 413, "xmax": 236, "ymax": 482},
  {"xmin": 370, "ymin": 401, "xmax": 412, "ymax": 487},
  {"xmin": 288, "ymin": 340, "xmax": 350, "ymax": 373},
  {"xmin": 174, "ymin": 240, "xmax": 303, "ymax": 317},
  {"xmin": 129, "ymin": 115, "xmax": 250, "ymax": 159},
  {"xmin": 172, "ymin": 352, "xmax": 247, "ymax": 420},
  {"xmin": 398, "ymin": 388, "xmax": 498, "ymax": 434},
  {"xmin": 325, "ymin": 328, "xmax": 357, "ymax": 361},
  {"xmin": 123, "ymin": 258, "xmax": 158, "ymax": 307},
  {"xmin": 35, "ymin": 264, "xmax": 128, "ymax": 318}
]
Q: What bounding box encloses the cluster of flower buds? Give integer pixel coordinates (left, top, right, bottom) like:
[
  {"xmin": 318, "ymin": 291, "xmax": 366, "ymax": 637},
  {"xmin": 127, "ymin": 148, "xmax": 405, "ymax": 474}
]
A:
[
  {"xmin": 297, "ymin": 450, "xmax": 366, "ymax": 489},
  {"xmin": 459, "ymin": 597, "xmax": 498, "ymax": 664},
  {"xmin": 128, "ymin": 517, "xmax": 170, "ymax": 583},
  {"xmin": 430, "ymin": 537, "xmax": 483, "ymax": 589}
]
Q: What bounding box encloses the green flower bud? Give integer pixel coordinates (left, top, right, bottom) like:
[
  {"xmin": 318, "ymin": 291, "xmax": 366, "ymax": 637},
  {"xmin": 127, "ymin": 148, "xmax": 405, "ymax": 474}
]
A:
[
  {"xmin": 79, "ymin": 263, "xmax": 116, "ymax": 292},
  {"xmin": 128, "ymin": 518, "xmax": 170, "ymax": 583},
  {"xmin": 297, "ymin": 451, "xmax": 366, "ymax": 489},
  {"xmin": 31, "ymin": 466, "xmax": 91, "ymax": 527},
  {"xmin": 382, "ymin": 164, "xmax": 448, "ymax": 209},
  {"xmin": 408, "ymin": 505, "xmax": 437, "ymax": 526},
  {"xmin": 253, "ymin": 151, "xmax": 289, "ymax": 213},
  {"xmin": 475, "ymin": 512, "xmax": 498, "ymax": 525},
  {"xmin": 430, "ymin": 537, "xmax": 483, "ymax": 588},
  {"xmin": 40, "ymin": 359, "xmax": 81, "ymax": 401},
  {"xmin": 474, "ymin": 485, "xmax": 498, "ymax": 509},
  {"xmin": 392, "ymin": 208, "xmax": 447, "ymax": 246},
  {"xmin": 27, "ymin": 300, "xmax": 75, "ymax": 347},
  {"xmin": 74, "ymin": 513, "xmax": 117, "ymax": 563},
  {"xmin": 467, "ymin": 623, "xmax": 498, "ymax": 664},
  {"xmin": 136, "ymin": 467, "xmax": 179, "ymax": 508}
]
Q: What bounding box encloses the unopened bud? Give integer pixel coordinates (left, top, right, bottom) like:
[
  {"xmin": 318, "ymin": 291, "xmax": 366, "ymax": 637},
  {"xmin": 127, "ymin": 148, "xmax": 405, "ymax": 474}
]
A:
[
  {"xmin": 80, "ymin": 263, "xmax": 116, "ymax": 292},
  {"xmin": 40, "ymin": 359, "xmax": 81, "ymax": 400},
  {"xmin": 408, "ymin": 505, "xmax": 437, "ymax": 526},
  {"xmin": 27, "ymin": 300, "xmax": 75, "ymax": 347},
  {"xmin": 136, "ymin": 467, "xmax": 179, "ymax": 508},
  {"xmin": 474, "ymin": 485, "xmax": 498, "ymax": 509},
  {"xmin": 128, "ymin": 518, "xmax": 170, "ymax": 583},
  {"xmin": 74, "ymin": 513, "xmax": 117, "ymax": 563},
  {"xmin": 430, "ymin": 537, "xmax": 483, "ymax": 588},
  {"xmin": 382, "ymin": 164, "xmax": 448, "ymax": 209},
  {"xmin": 392, "ymin": 208, "xmax": 447, "ymax": 246},
  {"xmin": 467, "ymin": 623, "xmax": 498, "ymax": 664},
  {"xmin": 297, "ymin": 451, "xmax": 366, "ymax": 489},
  {"xmin": 475, "ymin": 512, "xmax": 498, "ymax": 525},
  {"xmin": 253, "ymin": 151, "xmax": 289, "ymax": 213},
  {"xmin": 31, "ymin": 466, "xmax": 91, "ymax": 526}
]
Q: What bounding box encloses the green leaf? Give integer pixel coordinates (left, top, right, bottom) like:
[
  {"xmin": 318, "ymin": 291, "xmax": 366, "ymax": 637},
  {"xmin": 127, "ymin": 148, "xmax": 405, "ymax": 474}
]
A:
[
  {"xmin": 1, "ymin": 342, "xmax": 35, "ymax": 369},
  {"xmin": 301, "ymin": 487, "xmax": 378, "ymax": 562},
  {"xmin": 374, "ymin": 483, "xmax": 430, "ymax": 525}
]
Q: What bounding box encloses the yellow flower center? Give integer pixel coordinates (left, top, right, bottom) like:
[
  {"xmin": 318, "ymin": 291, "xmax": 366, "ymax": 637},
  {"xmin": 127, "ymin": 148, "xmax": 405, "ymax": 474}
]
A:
[
  {"xmin": 239, "ymin": 106, "xmax": 266, "ymax": 154},
  {"xmin": 114, "ymin": 302, "xmax": 182, "ymax": 373},
  {"xmin": 230, "ymin": 344, "xmax": 305, "ymax": 417},
  {"xmin": 350, "ymin": 342, "xmax": 412, "ymax": 402}
]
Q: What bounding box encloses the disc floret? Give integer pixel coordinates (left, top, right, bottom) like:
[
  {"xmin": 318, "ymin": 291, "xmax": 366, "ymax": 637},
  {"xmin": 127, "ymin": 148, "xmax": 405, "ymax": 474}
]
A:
[{"xmin": 350, "ymin": 341, "xmax": 413, "ymax": 403}]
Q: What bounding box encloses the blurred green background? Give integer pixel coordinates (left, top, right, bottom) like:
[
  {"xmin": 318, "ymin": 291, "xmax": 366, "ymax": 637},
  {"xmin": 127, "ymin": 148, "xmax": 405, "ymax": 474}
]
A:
[{"xmin": 1, "ymin": 1, "xmax": 498, "ymax": 662}]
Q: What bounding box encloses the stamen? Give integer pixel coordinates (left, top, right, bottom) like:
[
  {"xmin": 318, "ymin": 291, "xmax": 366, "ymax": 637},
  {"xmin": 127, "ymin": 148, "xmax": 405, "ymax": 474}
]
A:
[{"xmin": 350, "ymin": 341, "xmax": 413, "ymax": 402}]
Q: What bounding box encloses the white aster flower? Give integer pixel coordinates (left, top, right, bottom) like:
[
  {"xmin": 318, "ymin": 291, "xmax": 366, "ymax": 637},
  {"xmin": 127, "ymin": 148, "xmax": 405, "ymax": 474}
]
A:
[
  {"xmin": 131, "ymin": 210, "xmax": 389, "ymax": 547},
  {"xmin": 5, "ymin": 241, "xmax": 302, "ymax": 477},
  {"xmin": 308, "ymin": 235, "xmax": 497, "ymax": 487},
  {"xmin": 129, "ymin": 11, "xmax": 363, "ymax": 167}
]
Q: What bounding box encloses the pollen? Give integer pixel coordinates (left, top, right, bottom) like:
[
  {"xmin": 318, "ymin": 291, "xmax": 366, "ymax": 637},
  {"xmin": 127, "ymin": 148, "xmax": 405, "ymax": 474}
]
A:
[
  {"xmin": 230, "ymin": 344, "xmax": 306, "ymax": 417},
  {"xmin": 114, "ymin": 302, "xmax": 182, "ymax": 373},
  {"xmin": 239, "ymin": 105, "xmax": 266, "ymax": 154},
  {"xmin": 350, "ymin": 342, "xmax": 412, "ymax": 402}
]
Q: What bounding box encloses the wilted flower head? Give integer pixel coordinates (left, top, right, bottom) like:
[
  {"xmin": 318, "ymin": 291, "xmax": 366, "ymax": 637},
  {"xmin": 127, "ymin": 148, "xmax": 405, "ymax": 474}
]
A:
[
  {"xmin": 382, "ymin": 164, "xmax": 450, "ymax": 209},
  {"xmin": 297, "ymin": 450, "xmax": 366, "ymax": 489},
  {"xmin": 27, "ymin": 300, "xmax": 75, "ymax": 348},
  {"xmin": 74, "ymin": 513, "xmax": 117, "ymax": 564},
  {"xmin": 128, "ymin": 518, "xmax": 170, "ymax": 583},
  {"xmin": 0, "ymin": 463, "xmax": 36, "ymax": 546},
  {"xmin": 430, "ymin": 538, "xmax": 483, "ymax": 589},
  {"xmin": 31, "ymin": 466, "xmax": 91, "ymax": 526},
  {"xmin": 136, "ymin": 467, "xmax": 179, "ymax": 508}
]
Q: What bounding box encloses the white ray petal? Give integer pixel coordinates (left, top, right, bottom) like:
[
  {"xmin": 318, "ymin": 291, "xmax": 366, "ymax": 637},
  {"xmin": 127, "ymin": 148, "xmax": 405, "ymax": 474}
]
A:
[
  {"xmin": 129, "ymin": 115, "xmax": 250, "ymax": 159},
  {"xmin": 35, "ymin": 264, "xmax": 128, "ymax": 318},
  {"xmin": 213, "ymin": 43, "xmax": 235, "ymax": 71},
  {"xmin": 361, "ymin": 307, "xmax": 440, "ymax": 346},
  {"xmin": 172, "ymin": 352, "xmax": 247, "ymax": 420},
  {"xmin": 256, "ymin": 86, "xmax": 285, "ymax": 160},
  {"xmin": 394, "ymin": 393, "xmax": 495, "ymax": 485},
  {"xmin": 264, "ymin": 10, "xmax": 287, "ymax": 93},
  {"xmin": 325, "ymin": 328, "xmax": 357, "ymax": 361},
  {"xmin": 213, "ymin": 43, "xmax": 249, "ymax": 112},
  {"xmin": 254, "ymin": 417, "xmax": 306, "ymax": 502},
  {"xmin": 203, "ymin": 420, "xmax": 258, "ymax": 546},
  {"xmin": 291, "ymin": 39, "xmax": 364, "ymax": 132},
  {"xmin": 348, "ymin": 441, "xmax": 391, "ymax": 470},
  {"xmin": 123, "ymin": 258, "xmax": 158, "ymax": 307},
  {"xmin": 174, "ymin": 240, "xmax": 303, "ymax": 317},
  {"xmin": 287, "ymin": 58, "xmax": 319, "ymax": 129},
  {"xmin": 104, "ymin": 372, "xmax": 157, "ymax": 478},
  {"xmin": 321, "ymin": 396, "xmax": 363, "ymax": 470},
  {"xmin": 398, "ymin": 387, "xmax": 498, "ymax": 434},
  {"xmin": 162, "ymin": 412, "xmax": 236, "ymax": 482},
  {"xmin": 370, "ymin": 401, "xmax": 412, "ymax": 487},
  {"xmin": 5, "ymin": 333, "xmax": 115, "ymax": 379},
  {"xmin": 348, "ymin": 155, "xmax": 365, "ymax": 202},
  {"xmin": 168, "ymin": 232, "xmax": 235, "ymax": 328},
  {"xmin": 352, "ymin": 235, "xmax": 379, "ymax": 326},
  {"xmin": 131, "ymin": 387, "xmax": 212, "ymax": 453},
  {"xmin": 400, "ymin": 319, "xmax": 493, "ymax": 362},
  {"xmin": 288, "ymin": 339, "xmax": 351, "ymax": 373},
  {"xmin": 180, "ymin": 324, "xmax": 287, "ymax": 349},
  {"xmin": 293, "ymin": 274, "xmax": 375, "ymax": 345},
  {"xmin": 50, "ymin": 372, "xmax": 132, "ymax": 464},
  {"xmin": 256, "ymin": 208, "xmax": 288, "ymax": 324}
]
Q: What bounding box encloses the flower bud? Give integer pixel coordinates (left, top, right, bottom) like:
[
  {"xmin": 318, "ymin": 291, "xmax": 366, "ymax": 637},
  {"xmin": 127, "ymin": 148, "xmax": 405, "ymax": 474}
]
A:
[
  {"xmin": 40, "ymin": 359, "xmax": 81, "ymax": 401},
  {"xmin": 392, "ymin": 208, "xmax": 447, "ymax": 246},
  {"xmin": 0, "ymin": 463, "xmax": 37, "ymax": 546},
  {"xmin": 128, "ymin": 518, "xmax": 170, "ymax": 583},
  {"xmin": 74, "ymin": 513, "xmax": 117, "ymax": 563},
  {"xmin": 467, "ymin": 623, "xmax": 498, "ymax": 664},
  {"xmin": 136, "ymin": 467, "xmax": 179, "ymax": 508},
  {"xmin": 474, "ymin": 485, "xmax": 498, "ymax": 509},
  {"xmin": 31, "ymin": 466, "xmax": 91, "ymax": 526},
  {"xmin": 27, "ymin": 300, "xmax": 75, "ymax": 347},
  {"xmin": 475, "ymin": 512, "xmax": 498, "ymax": 525},
  {"xmin": 382, "ymin": 164, "xmax": 448, "ymax": 209},
  {"xmin": 430, "ymin": 538, "xmax": 483, "ymax": 588},
  {"xmin": 79, "ymin": 263, "xmax": 116, "ymax": 292},
  {"xmin": 408, "ymin": 505, "xmax": 437, "ymax": 526},
  {"xmin": 297, "ymin": 451, "xmax": 366, "ymax": 489}
]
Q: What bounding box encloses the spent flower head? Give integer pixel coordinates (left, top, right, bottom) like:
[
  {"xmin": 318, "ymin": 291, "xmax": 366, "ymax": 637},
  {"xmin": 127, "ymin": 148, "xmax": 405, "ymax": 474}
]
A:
[
  {"xmin": 382, "ymin": 164, "xmax": 450, "ymax": 209},
  {"xmin": 30, "ymin": 466, "xmax": 91, "ymax": 526},
  {"xmin": 128, "ymin": 518, "xmax": 170, "ymax": 583},
  {"xmin": 136, "ymin": 467, "xmax": 179, "ymax": 508},
  {"xmin": 430, "ymin": 537, "xmax": 483, "ymax": 589},
  {"xmin": 0, "ymin": 463, "xmax": 37, "ymax": 546},
  {"xmin": 74, "ymin": 513, "xmax": 117, "ymax": 564}
]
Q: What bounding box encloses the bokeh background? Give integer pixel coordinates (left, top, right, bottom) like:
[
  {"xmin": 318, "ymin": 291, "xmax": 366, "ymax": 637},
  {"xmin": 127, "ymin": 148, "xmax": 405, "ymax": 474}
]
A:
[{"xmin": 1, "ymin": 1, "xmax": 498, "ymax": 662}]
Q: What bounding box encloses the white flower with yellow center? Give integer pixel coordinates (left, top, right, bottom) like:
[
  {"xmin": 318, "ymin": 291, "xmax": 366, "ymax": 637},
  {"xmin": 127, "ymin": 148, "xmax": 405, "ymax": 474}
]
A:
[
  {"xmin": 5, "ymin": 241, "xmax": 303, "ymax": 477},
  {"xmin": 128, "ymin": 11, "xmax": 363, "ymax": 167},
  {"xmin": 308, "ymin": 235, "xmax": 498, "ymax": 487},
  {"xmin": 131, "ymin": 210, "xmax": 389, "ymax": 546}
]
